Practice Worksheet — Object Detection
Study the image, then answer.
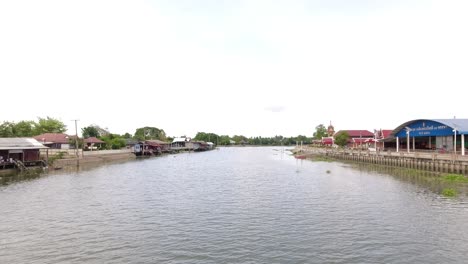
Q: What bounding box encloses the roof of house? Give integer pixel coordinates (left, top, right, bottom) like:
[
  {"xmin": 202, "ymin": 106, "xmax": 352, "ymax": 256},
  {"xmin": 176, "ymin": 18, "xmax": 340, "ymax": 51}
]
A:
[
  {"xmin": 33, "ymin": 133, "xmax": 70, "ymax": 144},
  {"xmin": 0, "ymin": 138, "xmax": 48, "ymax": 150},
  {"xmin": 84, "ymin": 137, "xmax": 105, "ymax": 144},
  {"xmin": 146, "ymin": 139, "xmax": 170, "ymax": 145},
  {"xmin": 335, "ymin": 130, "xmax": 374, "ymax": 138},
  {"xmin": 381, "ymin": 130, "xmax": 393, "ymax": 138},
  {"xmin": 173, "ymin": 137, "xmax": 190, "ymax": 143}
]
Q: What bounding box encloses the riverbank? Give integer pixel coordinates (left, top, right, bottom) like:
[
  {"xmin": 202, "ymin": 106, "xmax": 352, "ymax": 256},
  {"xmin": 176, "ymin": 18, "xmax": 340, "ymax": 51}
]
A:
[
  {"xmin": 50, "ymin": 151, "xmax": 135, "ymax": 169},
  {"xmin": 294, "ymin": 146, "xmax": 468, "ymax": 175}
]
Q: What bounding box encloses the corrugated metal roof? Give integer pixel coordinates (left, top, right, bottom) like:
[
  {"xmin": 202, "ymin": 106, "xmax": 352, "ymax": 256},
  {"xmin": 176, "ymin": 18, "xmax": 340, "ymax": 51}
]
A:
[
  {"xmin": 0, "ymin": 138, "xmax": 49, "ymax": 150},
  {"xmin": 145, "ymin": 140, "xmax": 170, "ymax": 145},
  {"xmin": 173, "ymin": 137, "xmax": 189, "ymax": 143},
  {"xmin": 435, "ymin": 119, "xmax": 468, "ymax": 134}
]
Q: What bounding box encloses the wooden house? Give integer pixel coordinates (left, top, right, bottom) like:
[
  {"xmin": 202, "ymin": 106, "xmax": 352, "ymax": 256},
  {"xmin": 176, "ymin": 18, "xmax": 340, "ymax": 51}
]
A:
[
  {"xmin": 145, "ymin": 140, "xmax": 171, "ymax": 152},
  {"xmin": 0, "ymin": 138, "xmax": 48, "ymax": 170}
]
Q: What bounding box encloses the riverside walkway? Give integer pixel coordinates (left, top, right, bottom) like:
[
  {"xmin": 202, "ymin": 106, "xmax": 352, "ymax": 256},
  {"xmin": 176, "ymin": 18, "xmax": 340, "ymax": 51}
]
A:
[{"xmin": 295, "ymin": 147, "xmax": 468, "ymax": 175}]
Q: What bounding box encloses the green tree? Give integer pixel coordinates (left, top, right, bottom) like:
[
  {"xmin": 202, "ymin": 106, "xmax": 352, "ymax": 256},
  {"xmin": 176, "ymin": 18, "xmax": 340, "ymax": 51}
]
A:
[
  {"xmin": 134, "ymin": 127, "xmax": 166, "ymax": 141},
  {"xmin": 68, "ymin": 137, "xmax": 84, "ymax": 149},
  {"xmin": 123, "ymin": 132, "xmax": 132, "ymax": 139},
  {"xmin": 313, "ymin": 124, "xmax": 328, "ymax": 139},
  {"xmin": 100, "ymin": 134, "xmax": 127, "ymax": 149},
  {"xmin": 218, "ymin": 135, "xmax": 231, "ymax": 145},
  {"xmin": 82, "ymin": 126, "xmax": 100, "ymax": 138},
  {"xmin": 0, "ymin": 121, "xmax": 16, "ymax": 137},
  {"xmin": 294, "ymin": 135, "xmax": 311, "ymax": 145},
  {"xmin": 232, "ymin": 135, "xmax": 248, "ymax": 144},
  {"xmin": 194, "ymin": 132, "xmax": 219, "ymax": 143},
  {"xmin": 14, "ymin": 121, "xmax": 36, "ymax": 137},
  {"xmin": 35, "ymin": 117, "xmax": 66, "ymax": 134},
  {"xmin": 334, "ymin": 131, "xmax": 349, "ymax": 147}
]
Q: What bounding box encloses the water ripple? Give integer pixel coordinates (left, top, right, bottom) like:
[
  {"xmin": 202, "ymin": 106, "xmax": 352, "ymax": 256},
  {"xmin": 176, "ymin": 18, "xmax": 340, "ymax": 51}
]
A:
[{"xmin": 1, "ymin": 147, "xmax": 468, "ymax": 263}]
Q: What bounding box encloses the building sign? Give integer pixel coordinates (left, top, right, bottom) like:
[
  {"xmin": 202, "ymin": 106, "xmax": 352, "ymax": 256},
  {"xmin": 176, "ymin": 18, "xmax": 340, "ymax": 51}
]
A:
[{"xmin": 395, "ymin": 120, "xmax": 455, "ymax": 137}]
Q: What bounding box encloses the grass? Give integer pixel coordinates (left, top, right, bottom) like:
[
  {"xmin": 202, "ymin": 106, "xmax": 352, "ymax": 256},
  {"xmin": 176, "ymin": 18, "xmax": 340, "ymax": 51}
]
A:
[
  {"xmin": 47, "ymin": 151, "xmax": 66, "ymax": 165},
  {"xmin": 441, "ymin": 188, "xmax": 457, "ymax": 197},
  {"xmin": 313, "ymin": 156, "xmax": 333, "ymax": 162},
  {"xmin": 442, "ymin": 174, "xmax": 468, "ymax": 183}
]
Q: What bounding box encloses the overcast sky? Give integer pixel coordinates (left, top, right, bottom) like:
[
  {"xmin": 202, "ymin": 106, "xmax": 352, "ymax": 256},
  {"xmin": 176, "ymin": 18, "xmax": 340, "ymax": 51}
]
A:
[{"xmin": 1, "ymin": 0, "xmax": 467, "ymax": 137}]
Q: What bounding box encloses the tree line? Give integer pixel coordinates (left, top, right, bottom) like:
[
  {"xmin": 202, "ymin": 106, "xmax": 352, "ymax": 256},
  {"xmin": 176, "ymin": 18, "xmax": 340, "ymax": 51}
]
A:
[
  {"xmin": 1, "ymin": 118, "xmax": 348, "ymax": 148},
  {"xmin": 194, "ymin": 132, "xmax": 313, "ymax": 146},
  {"xmin": 0, "ymin": 117, "xmax": 67, "ymax": 137},
  {"xmin": 0, "ymin": 118, "xmax": 169, "ymax": 150}
]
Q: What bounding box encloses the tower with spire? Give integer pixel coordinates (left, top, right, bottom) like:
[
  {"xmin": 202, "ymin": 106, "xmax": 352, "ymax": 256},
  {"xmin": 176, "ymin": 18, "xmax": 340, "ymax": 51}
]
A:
[{"xmin": 327, "ymin": 121, "xmax": 335, "ymax": 137}]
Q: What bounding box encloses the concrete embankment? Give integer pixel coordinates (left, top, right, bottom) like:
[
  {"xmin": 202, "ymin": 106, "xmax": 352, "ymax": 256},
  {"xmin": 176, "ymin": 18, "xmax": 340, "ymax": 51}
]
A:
[
  {"xmin": 294, "ymin": 147, "xmax": 468, "ymax": 175},
  {"xmin": 51, "ymin": 150, "xmax": 135, "ymax": 169}
]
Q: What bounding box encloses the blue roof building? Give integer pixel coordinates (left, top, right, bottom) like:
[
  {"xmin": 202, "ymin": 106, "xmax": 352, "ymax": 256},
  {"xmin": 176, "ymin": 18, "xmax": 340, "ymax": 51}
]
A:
[{"xmin": 390, "ymin": 119, "xmax": 468, "ymax": 155}]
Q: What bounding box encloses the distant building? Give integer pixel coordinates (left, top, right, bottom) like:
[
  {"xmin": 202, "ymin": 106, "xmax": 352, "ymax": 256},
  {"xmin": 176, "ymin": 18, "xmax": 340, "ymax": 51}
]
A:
[
  {"xmin": 83, "ymin": 137, "xmax": 105, "ymax": 150},
  {"xmin": 321, "ymin": 137, "xmax": 334, "ymax": 146},
  {"xmin": 386, "ymin": 119, "xmax": 468, "ymax": 155},
  {"xmin": 334, "ymin": 130, "xmax": 374, "ymax": 148},
  {"xmin": 327, "ymin": 122, "xmax": 335, "ymax": 137},
  {"xmin": 172, "ymin": 137, "xmax": 191, "ymax": 149},
  {"xmin": 33, "ymin": 133, "xmax": 71, "ymax": 149}
]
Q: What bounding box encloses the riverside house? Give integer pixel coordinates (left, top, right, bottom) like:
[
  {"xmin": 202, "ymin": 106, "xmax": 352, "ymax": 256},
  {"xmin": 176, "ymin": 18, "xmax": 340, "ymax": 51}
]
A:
[{"xmin": 0, "ymin": 138, "xmax": 48, "ymax": 170}]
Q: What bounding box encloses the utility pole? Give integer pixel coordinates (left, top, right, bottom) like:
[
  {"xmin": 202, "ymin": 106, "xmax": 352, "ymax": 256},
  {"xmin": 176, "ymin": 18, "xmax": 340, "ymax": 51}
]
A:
[{"xmin": 71, "ymin": 119, "xmax": 79, "ymax": 162}]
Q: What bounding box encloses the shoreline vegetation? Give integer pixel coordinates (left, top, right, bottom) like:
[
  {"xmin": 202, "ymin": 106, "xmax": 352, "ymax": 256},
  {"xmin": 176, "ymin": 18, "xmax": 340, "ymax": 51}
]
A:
[{"xmin": 293, "ymin": 146, "xmax": 468, "ymax": 197}]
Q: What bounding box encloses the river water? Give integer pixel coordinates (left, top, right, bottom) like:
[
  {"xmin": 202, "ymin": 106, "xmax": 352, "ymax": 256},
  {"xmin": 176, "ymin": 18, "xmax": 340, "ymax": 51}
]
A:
[{"xmin": 1, "ymin": 147, "xmax": 468, "ymax": 263}]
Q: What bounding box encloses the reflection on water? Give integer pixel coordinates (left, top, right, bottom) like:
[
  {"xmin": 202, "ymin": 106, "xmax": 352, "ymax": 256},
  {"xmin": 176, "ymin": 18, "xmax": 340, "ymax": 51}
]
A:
[{"xmin": 0, "ymin": 158, "xmax": 140, "ymax": 186}]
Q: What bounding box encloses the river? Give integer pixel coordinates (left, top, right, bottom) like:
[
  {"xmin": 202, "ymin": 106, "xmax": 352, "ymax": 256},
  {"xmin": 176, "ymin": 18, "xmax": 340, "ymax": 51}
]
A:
[{"xmin": 1, "ymin": 147, "xmax": 468, "ymax": 263}]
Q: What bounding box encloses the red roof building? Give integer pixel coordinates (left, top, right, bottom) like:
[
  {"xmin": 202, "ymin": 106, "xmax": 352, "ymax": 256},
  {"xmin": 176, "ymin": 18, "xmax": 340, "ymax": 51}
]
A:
[
  {"xmin": 334, "ymin": 130, "xmax": 374, "ymax": 148},
  {"xmin": 322, "ymin": 137, "xmax": 334, "ymax": 145},
  {"xmin": 335, "ymin": 130, "xmax": 374, "ymax": 138},
  {"xmin": 84, "ymin": 137, "xmax": 105, "ymax": 151},
  {"xmin": 381, "ymin": 130, "xmax": 393, "ymax": 139},
  {"xmin": 33, "ymin": 133, "xmax": 71, "ymax": 149}
]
